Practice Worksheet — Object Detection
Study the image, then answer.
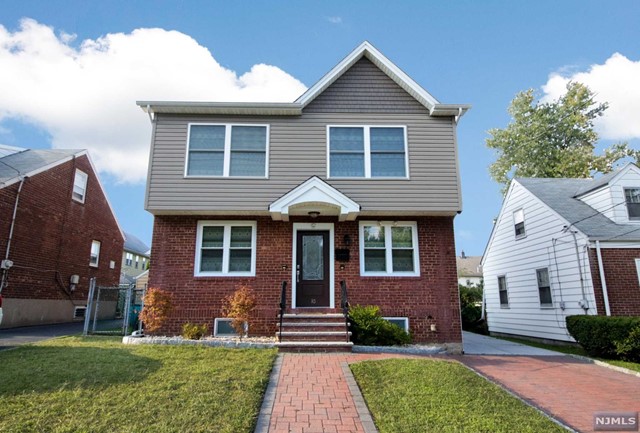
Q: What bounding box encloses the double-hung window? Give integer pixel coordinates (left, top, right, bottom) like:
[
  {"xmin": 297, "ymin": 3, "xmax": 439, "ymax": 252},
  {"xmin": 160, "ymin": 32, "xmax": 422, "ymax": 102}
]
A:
[
  {"xmin": 359, "ymin": 221, "xmax": 419, "ymax": 276},
  {"xmin": 72, "ymin": 169, "xmax": 88, "ymax": 203},
  {"xmin": 328, "ymin": 126, "xmax": 408, "ymax": 178},
  {"xmin": 625, "ymin": 188, "xmax": 640, "ymax": 220},
  {"xmin": 186, "ymin": 124, "xmax": 268, "ymax": 177},
  {"xmin": 498, "ymin": 275, "xmax": 509, "ymax": 307},
  {"xmin": 195, "ymin": 221, "xmax": 257, "ymax": 276},
  {"xmin": 513, "ymin": 209, "xmax": 526, "ymax": 239},
  {"xmin": 90, "ymin": 240, "xmax": 101, "ymax": 267},
  {"xmin": 536, "ymin": 268, "xmax": 553, "ymax": 306},
  {"xmin": 125, "ymin": 252, "xmax": 133, "ymax": 266}
]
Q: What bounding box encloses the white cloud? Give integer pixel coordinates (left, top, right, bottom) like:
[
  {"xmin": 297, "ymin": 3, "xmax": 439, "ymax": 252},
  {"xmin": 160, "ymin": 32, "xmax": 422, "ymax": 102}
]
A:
[
  {"xmin": 541, "ymin": 53, "xmax": 640, "ymax": 141},
  {"xmin": 327, "ymin": 16, "xmax": 343, "ymax": 24},
  {"xmin": 0, "ymin": 19, "xmax": 307, "ymax": 183}
]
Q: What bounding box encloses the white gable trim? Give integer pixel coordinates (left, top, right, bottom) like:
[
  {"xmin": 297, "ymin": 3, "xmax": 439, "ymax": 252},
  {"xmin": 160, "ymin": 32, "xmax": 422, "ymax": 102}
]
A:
[
  {"xmin": 295, "ymin": 41, "xmax": 470, "ymax": 118},
  {"xmin": 269, "ymin": 177, "xmax": 360, "ymax": 222}
]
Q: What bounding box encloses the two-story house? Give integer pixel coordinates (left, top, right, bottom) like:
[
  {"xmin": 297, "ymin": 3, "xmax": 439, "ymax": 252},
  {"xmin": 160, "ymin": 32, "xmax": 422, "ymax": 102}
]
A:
[
  {"xmin": 482, "ymin": 163, "xmax": 640, "ymax": 342},
  {"xmin": 0, "ymin": 145, "xmax": 124, "ymax": 328},
  {"xmin": 120, "ymin": 232, "xmax": 150, "ymax": 285},
  {"xmin": 138, "ymin": 42, "xmax": 470, "ymax": 351}
]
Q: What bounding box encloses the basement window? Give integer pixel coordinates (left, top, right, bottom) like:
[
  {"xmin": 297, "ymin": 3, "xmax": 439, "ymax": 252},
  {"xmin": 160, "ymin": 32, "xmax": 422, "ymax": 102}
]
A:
[
  {"xmin": 383, "ymin": 317, "xmax": 409, "ymax": 332},
  {"xmin": 214, "ymin": 318, "xmax": 240, "ymax": 337},
  {"xmin": 73, "ymin": 306, "xmax": 87, "ymax": 319}
]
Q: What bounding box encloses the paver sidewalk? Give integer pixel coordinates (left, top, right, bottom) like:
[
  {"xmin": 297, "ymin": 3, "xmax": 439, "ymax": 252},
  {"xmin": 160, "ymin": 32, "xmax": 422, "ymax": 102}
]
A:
[{"xmin": 461, "ymin": 355, "xmax": 640, "ymax": 433}]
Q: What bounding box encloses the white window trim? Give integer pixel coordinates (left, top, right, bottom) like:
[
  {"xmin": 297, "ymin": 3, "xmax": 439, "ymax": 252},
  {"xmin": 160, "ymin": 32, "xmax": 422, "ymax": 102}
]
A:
[
  {"xmin": 194, "ymin": 221, "xmax": 257, "ymax": 277},
  {"xmin": 383, "ymin": 317, "xmax": 409, "ymax": 332},
  {"xmin": 72, "ymin": 169, "xmax": 88, "ymax": 203},
  {"xmin": 513, "ymin": 208, "xmax": 526, "ymax": 240},
  {"xmin": 213, "ymin": 318, "xmax": 241, "ymax": 336},
  {"xmin": 635, "ymin": 258, "xmax": 640, "ymax": 285},
  {"xmin": 498, "ymin": 275, "xmax": 509, "ymax": 308},
  {"xmin": 291, "ymin": 223, "xmax": 335, "ymax": 309},
  {"xmin": 624, "ymin": 187, "xmax": 640, "ymax": 222},
  {"xmin": 326, "ymin": 125, "xmax": 409, "ymax": 179},
  {"xmin": 359, "ymin": 221, "xmax": 420, "ymax": 277},
  {"xmin": 536, "ymin": 267, "xmax": 553, "ymax": 307},
  {"xmin": 90, "ymin": 240, "xmax": 101, "ymax": 268},
  {"xmin": 184, "ymin": 123, "xmax": 270, "ymax": 179}
]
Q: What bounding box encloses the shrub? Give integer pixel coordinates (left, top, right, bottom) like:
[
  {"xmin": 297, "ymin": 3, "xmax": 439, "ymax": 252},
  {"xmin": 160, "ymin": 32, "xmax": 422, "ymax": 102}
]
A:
[
  {"xmin": 182, "ymin": 323, "xmax": 209, "ymax": 340},
  {"xmin": 221, "ymin": 286, "xmax": 257, "ymax": 339},
  {"xmin": 615, "ymin": 326, "xmax": 640, "ymax": 362},
  {"xmin": 459, "ymin": 284, "xmax": 487, "ymax": 334},
  {"xmin": 349, "ymin": 305, "xmax": 412, "ymax": 346},
  {"xmin": 139, "ymin": 287, "xmax": 173, "ymax": 334},
  {"xmin": 566, "ymin": 315, "xmax": 640, "ymax": 359}
]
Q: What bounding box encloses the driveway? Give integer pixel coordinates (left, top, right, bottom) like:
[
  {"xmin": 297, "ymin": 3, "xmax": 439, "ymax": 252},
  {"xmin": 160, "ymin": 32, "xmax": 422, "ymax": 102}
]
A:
[
  {"xmin": 0, "ymin": 322, "xmax": 85, "ymax": 350},
  {"xmin": 463, "ymin": 331, "xmax": 562, "ymax": 355}
]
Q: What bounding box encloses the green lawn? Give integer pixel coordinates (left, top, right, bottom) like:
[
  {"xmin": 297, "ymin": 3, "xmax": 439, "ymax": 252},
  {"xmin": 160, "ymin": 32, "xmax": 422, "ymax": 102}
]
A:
[
  {"xmin": 351, "ymin": 359, "xmax": 566, "ymax": 433},
  {"xmin": 0, "ymin": 336, "xmax": 277, "ymax": 433},
  {"xmin": 497, "ymin": 336, "xmax": 640, "ymax": 373}
]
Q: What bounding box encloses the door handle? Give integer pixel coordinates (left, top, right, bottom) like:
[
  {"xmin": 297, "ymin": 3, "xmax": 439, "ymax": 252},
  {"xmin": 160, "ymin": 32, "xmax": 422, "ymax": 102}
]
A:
[{"xmin": 296, "ymin": 270, "xmax": 300, "ymax": 283}]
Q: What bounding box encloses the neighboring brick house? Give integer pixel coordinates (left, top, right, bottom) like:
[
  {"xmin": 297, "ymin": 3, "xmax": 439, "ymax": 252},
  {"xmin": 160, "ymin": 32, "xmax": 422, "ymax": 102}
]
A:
[
  {"xmin": 138, "ymin": 42, "xmax": 470, "ymax": 351},
  {"xmin": 0, "ymin": 146, "xmax": 124, "ymax": 328},
  {"xmin": 482, "ymin": 163, "xmax": 640, "ymax": 342},
  {"xmin": 120, "ymin": 232, "xmax": 150, "ymax": 285}
]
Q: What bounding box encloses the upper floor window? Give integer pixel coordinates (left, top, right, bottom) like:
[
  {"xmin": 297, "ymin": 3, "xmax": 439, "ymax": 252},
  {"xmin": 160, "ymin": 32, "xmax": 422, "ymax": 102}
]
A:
[
  {"xmin": 90, "ymin": 240, "xmax": 101, "ymax": 267},
  {"xmin": 134, "ymin": 255, "xmax": 139, "ymax": 269},
  {"xmin": 359, "ymin": 221, "xmax": 419, "ymax": 276},
  {"xmin": 513, "ymin": 209, "xmax": 526, "ymax": 239},
  {"xmin": 185, "ymin": 124, "xmax": 269, "ymax": 178},
  {"xmin": 194, "ymin": 221, "xmax": 257, "ymax": 276},
  {"xmin": 72, "ymin": 169, "xmax": 88, "ymax": 203},
  {"xmin": 536, "ymin": 268, "xmax": 553, "ymax": 306},
  {"xmin": 498, "ymin": 275, "xmax": 509, "ymax": 307},
  {"xmin": 625, "ymin": 188, "xmax": 640, "ymax": 220},
  {"xmin": 328, "ymin": 126, "xmax": 408, "ymax": 178},
  {"xmin": 125, "ymin": 252, "xmax": 133, "ymax": 266}
]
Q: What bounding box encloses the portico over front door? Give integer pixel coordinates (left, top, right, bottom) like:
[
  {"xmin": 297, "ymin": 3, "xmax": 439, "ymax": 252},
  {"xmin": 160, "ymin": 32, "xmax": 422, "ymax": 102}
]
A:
[{"xmin": 295, "ymin": 230, "xmax": 330, "ymax": 307}]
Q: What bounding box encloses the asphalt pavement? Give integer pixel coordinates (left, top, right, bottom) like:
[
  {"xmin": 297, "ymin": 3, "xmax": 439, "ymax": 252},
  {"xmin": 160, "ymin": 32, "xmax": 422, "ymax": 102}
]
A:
[{"xmin": 0, "ymin": 322, "xmax": 85, "ymax": 350}]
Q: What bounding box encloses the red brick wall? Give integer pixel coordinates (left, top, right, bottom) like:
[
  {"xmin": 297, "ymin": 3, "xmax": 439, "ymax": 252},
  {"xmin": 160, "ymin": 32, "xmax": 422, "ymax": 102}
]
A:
[
  {"xmin": 0, "ymin": 155, "xmax": 123, "ymax": 310},
  {"xmin": 589, "ymin": 248, "xmax": 640, "ymax": 316},
  {"xmin": 149, "ymin": 215, "xmax": 461, "ymax": 343}
]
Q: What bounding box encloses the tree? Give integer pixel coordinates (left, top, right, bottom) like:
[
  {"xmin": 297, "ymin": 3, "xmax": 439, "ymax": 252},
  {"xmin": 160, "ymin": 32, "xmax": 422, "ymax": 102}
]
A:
[{"xmin": 487, "ymin": 82, "xmax": 639, "ymax": 193}]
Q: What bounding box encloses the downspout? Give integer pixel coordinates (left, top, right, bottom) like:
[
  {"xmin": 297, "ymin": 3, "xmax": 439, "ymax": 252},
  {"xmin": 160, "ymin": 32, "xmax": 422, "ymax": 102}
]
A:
[
  {"xmin": 569, "ymin": 230, "xmax": 589, "ymax": 312},
  {"xmin": 595, "ymin": 240, "xmax": 612, "ymax": 316},
  {"xmin": 1, "ymin": 177, "xmax": 26, "ymax": 293}
]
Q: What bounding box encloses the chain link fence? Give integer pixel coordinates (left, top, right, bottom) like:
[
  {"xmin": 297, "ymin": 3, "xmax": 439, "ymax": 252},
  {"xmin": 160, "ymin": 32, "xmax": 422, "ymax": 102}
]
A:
[{"xmin": 83, "ymin": 278, "xmax": 145, "ymax": 336}]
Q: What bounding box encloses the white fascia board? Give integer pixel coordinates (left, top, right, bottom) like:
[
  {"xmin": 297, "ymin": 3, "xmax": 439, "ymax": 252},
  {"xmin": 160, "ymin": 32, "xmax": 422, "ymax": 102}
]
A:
[{"xmin": 136, "ymin": 101, "xmax": 302, "ymax": 116}]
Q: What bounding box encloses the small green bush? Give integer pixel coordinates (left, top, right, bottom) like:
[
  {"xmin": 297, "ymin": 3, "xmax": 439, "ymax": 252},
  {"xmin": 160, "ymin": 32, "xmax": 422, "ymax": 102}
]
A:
[
  {"xmin": 566, "ymin": 315, "xmax": 640, "ymax": 359},
  {"xmin": 459, "ymin": 284, "xmax": 488, "ymax": 334},
  {"xmin": 615, "ymin": 326, "xmax": 640, "ymax": 362},
  {"xmin": 181, "ymin": 322, "xmax": 209, "ymax": 340},
  {"xmin": 349, "ymin": 305, "xmax": 411, "ymax": 346}
]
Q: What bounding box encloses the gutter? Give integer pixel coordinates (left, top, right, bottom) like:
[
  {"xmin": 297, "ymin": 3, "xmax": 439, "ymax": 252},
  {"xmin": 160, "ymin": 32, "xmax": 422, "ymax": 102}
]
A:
[{"xmin": 594, "ymin": 240, "xmax": 612, "ymax": 316}]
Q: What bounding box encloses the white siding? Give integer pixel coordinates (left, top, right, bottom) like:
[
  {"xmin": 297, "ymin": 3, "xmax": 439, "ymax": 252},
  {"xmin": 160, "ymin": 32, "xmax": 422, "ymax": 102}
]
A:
[
  {"xmin": 483, "ymin": 181, "xmax": 599, "ymax": 342},
  {"xmin": 609, "ymin": 168, "xmax": 640, "ymax": 224},
  {"xmin": 578, "ymin": 186, "xmax": 615, "ymax": 220}
]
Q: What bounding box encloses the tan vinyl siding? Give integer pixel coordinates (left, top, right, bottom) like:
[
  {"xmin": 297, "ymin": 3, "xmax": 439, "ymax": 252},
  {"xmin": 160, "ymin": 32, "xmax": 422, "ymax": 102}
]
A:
[
  {"xmin": 304, "ymin": 57, "xmax": 427, "ymax": 113},
  {"xmin": 147, "ymin": 112, "xmax": 460, "ymax": 214}
]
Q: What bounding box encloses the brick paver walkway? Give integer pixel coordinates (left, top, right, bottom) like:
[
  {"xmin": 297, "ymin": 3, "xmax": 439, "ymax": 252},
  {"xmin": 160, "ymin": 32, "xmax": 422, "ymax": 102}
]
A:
[{"xmin": 461, "ymin": 355, "xmax": 640, "ymax": 433}]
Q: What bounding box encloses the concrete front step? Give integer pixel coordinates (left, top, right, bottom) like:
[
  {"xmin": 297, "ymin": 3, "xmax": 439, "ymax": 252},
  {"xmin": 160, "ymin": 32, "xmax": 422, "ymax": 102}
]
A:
[
  {"xmin": 276, "ymin": 341, "xmax": 354, "ymax": 353},
  {"xmin": 277, "ymin": 331, "xmax": 351, "ymax": 342}
]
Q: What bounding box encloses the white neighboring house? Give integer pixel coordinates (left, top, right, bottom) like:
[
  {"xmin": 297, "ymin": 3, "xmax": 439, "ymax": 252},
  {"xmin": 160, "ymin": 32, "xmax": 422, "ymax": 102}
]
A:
[
  {"xmin": 456, "ymin": 253, "xmax": 483, "ymax": 287},
  {"xmin": 482, "ymin": 163, "xmax": 640, "ymax": 342}
]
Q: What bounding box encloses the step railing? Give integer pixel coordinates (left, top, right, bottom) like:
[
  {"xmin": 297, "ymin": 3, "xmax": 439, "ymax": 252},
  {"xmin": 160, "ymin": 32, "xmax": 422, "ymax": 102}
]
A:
[
  {"xmin": 340, "ymin": 280, "xmax": 350, "ymax": 342},
  {"xmin": 278, "ymin": 281, "xmax": 287, "ymax": 342}
]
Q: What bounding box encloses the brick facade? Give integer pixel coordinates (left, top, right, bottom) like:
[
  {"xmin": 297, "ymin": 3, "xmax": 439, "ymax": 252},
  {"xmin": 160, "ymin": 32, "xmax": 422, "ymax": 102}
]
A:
[
  {"xmin": 149, "ymin": 215, "xmax": 461, "ymax": 343},
  {"xmin": 0, "ymin": 155, "xmax": 123, "ymax": 326},
  {"xmin": 589, "ymin": 247, "xmax": 640, "ymax": 316}
]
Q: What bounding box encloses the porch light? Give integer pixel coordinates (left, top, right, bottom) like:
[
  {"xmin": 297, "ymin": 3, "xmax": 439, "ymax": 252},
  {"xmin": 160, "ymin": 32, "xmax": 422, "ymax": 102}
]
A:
[
  {"xmin": 308, "ymin": 211, "xmax": 320, "ymax": 218},
  {"xmin": 343, "ymin": 234, "xmax": 351, "ymax": 246}
]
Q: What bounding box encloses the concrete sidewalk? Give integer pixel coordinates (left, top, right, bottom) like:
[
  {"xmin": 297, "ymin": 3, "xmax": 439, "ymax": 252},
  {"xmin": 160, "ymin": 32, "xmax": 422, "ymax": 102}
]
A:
[
  {"xmin": 0, "ymin": 322, "xmax": 84, "ymax": 350},
  {"xmin": 463, "ymin": 331, "xmax": 563, "ymax": 355}
]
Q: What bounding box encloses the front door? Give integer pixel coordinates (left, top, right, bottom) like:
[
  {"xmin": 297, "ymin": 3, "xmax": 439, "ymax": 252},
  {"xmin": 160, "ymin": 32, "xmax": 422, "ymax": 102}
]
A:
[{"xmin": 296, "ymin": 230, "xmax": 330, "ymax": 307}]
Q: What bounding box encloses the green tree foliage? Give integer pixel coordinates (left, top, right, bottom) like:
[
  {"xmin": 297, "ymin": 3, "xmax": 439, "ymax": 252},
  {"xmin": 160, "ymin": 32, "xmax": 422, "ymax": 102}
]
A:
[{"xmin": 487, "ymin": 82, "xmax": 639, "ymax": 192}]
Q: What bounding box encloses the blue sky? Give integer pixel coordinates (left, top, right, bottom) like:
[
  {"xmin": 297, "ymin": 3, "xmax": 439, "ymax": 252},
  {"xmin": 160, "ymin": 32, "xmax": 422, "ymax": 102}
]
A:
[{"xmin": 1, "ymin": 1, "xmax": 639, "ymax": 255}]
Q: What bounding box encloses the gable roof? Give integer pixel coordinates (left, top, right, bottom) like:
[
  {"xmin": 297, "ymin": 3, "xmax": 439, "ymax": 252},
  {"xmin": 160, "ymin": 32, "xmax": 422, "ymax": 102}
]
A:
[
  {"xmin": 137, "ymin": 41, "xmax": 470, "ymax": 120},
  {"xmin": 0, "ymin": 147, "xmax": 125, "ymax": 242},
  {"xmin": 124, "ymin": 232, "xmax": 151, "ymax": 256},
  {"xmin": 456, "ymin": 256, "xmax": 483, "ymax": 278},
  {"xmin": 517, "ymin": 177, "xmax": 640, "ymax": 242},
  {"xmin": 574, "ymin": 162, "xmax": 640, "ymax": 197}
]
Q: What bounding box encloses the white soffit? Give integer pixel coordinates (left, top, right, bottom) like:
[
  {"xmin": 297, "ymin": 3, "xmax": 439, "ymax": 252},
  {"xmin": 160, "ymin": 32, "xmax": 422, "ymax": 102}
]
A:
[{"xmin": 269, "ymin": 177, "xmax": 360, "ymax": 222}]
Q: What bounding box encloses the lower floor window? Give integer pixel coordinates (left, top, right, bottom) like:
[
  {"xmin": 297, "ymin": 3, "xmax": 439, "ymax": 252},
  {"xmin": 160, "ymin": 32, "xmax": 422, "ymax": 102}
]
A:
[
  {"xmin": 195, "ymin": 221, "xmax": 256, "ymax": 276},
  {"xmin": 536, "ymin": 268, "xmax": 553, "ymax": 306},
  {"xmin": 498, "ymin": 275, "xmax": 509, "ymax": 306},
  {"xmin": 359, "ymin": 221, "xmax": 419, "ymax": 276}
]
